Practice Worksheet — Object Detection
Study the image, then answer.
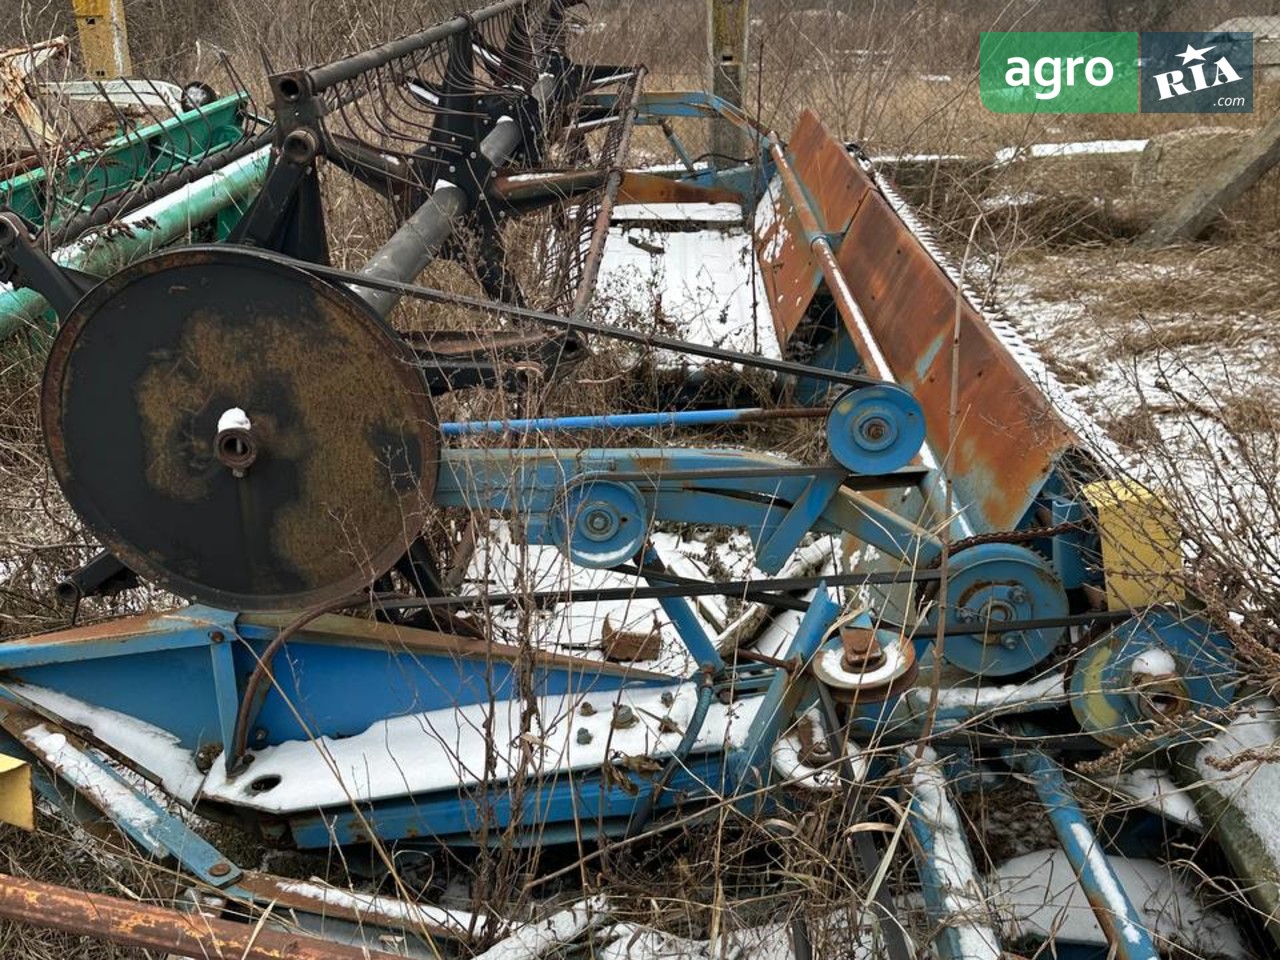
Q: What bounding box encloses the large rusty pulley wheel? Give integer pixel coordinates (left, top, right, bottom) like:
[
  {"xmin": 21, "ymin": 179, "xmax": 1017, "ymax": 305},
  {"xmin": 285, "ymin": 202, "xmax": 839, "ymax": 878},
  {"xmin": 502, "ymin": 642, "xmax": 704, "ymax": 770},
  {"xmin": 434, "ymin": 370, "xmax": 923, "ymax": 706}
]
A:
[{"xmin": 42, "ymin": 245, "xmax": 439, "ymax": 612}]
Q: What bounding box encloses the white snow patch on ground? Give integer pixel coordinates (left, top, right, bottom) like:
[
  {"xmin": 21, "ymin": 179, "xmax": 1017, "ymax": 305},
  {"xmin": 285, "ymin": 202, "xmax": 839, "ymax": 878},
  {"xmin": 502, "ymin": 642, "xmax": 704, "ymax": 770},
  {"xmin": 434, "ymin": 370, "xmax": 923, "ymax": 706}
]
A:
[
  {"xmin": 994, "ymin": 139, "xmax": 1149, "ymax": 165},
  {"xmin": 988, "ymin": 848, "xmax": 1244, "ymax": 957},
  {"xmin": 1194, "ymin": 699, "xmax": 1280, "ymax": 867}
]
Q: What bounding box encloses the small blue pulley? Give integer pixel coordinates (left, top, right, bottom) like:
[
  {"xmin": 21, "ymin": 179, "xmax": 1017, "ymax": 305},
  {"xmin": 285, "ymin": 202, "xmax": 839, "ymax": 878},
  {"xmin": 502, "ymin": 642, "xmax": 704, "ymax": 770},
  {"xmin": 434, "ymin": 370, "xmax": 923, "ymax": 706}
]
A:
[
  {"xmin": 826, "ymin": 384, "xmax": 925, "ymax": 474},
  {"xmin": 552, "ymin": 480, "xmax": 648, "ymax": 569}
]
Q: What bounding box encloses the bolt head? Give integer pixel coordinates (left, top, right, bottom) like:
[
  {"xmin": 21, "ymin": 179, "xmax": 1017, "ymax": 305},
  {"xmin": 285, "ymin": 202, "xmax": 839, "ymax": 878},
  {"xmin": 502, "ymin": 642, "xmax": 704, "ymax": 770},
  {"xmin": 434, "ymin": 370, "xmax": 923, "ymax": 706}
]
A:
[
  {"xmin": 209, "ymin": 862, "xmax": 232, "ymax": 877},
  {"xmin": 576, "ymin": 728, "xmax": 593, "ymax": 745}
]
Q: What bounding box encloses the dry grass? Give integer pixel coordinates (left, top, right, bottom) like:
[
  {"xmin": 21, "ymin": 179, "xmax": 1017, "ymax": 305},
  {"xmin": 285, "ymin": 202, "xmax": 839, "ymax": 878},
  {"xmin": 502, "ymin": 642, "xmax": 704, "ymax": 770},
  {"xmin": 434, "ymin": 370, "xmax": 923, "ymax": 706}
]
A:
[{"xmin": 2, "ymin": 0, "xmax": 1280, "ymax": 957}]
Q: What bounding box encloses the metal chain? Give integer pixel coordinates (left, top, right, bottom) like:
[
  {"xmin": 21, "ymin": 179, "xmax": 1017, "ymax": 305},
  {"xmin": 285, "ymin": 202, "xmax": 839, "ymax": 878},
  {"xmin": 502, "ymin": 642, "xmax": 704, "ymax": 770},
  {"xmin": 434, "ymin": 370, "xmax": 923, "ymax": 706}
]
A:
[{"xmin": 935, "ymin": 521, "xmax": 1083, "ymax": 563}]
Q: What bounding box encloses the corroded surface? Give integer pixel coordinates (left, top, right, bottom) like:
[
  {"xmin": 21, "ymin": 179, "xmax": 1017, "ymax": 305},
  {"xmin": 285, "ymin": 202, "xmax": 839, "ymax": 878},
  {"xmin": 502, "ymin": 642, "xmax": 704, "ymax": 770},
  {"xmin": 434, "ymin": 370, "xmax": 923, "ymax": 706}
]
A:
[{"xmin": 42, "ymin": 246, "xmax": 438, "ymax": 610}]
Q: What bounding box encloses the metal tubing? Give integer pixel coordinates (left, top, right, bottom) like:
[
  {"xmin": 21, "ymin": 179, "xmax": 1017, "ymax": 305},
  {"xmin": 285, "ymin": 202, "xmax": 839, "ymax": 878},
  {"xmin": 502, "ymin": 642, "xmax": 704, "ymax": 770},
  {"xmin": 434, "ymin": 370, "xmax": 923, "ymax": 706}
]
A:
[
  {"xmin": 571, "ymin": 67, "xmax": 645, "ymax": 318},
  {"xmin": 356, "ymin": 118, "xmax": 522, "ymax": 318},
  {"xmin": 769, "ymin": 141, "xmax": 892, "ymax": 384},
  {"xmin": 732, "ymin": 581, "xmax": 840, "ymax": 796},
  {"xmin": 903, "ymin": 750, "xmax": 1002, "ymax": 960},
  {"xmin": 768, "ymin": 138, "xmax": 968, "ymax": 536},
  {"xmin": 441, "ymin": 405, "xmax": 825, "ymax": 436},
  {"xmin": 641, "ymin": 546, "xmax": 724, "ymax": 673},
  {"xmin": 1012, "ymin": 749, "xmax": 1160, "ymax": 960},
  {"xmin": 304, "ymin": 0, "xmax": 527, "ymax": 92},
  {"xmin": 0, "ymin": 871, "xmax": 409, "ymax": 960},
  {"xmin": 0, "ymin": 146, "xmax": 270, "ymax": 339},
  {"xmin": 45, "ymin": 127, "xmax": 273, "ymax": 247}
]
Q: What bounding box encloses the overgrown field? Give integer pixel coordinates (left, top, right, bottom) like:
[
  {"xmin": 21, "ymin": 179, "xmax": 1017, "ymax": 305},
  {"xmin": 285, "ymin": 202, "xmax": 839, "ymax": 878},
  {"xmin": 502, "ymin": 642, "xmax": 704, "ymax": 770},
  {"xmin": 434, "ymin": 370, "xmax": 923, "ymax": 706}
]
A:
[{"xmin": 3, "ymin": 1, "xmax": 1280, "ymax": 958}]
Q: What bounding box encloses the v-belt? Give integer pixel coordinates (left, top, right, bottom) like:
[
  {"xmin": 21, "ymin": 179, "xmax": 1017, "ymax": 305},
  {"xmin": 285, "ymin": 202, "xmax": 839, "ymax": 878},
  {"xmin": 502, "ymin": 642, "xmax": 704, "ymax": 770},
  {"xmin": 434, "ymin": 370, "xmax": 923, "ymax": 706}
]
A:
[
  {"xmin": 370, "ymin": 569, "xmax": 1132, "ymax": 638},
  {"xmin": 293, "ymin": 259, "xmax": 886, "ymax": 389}
]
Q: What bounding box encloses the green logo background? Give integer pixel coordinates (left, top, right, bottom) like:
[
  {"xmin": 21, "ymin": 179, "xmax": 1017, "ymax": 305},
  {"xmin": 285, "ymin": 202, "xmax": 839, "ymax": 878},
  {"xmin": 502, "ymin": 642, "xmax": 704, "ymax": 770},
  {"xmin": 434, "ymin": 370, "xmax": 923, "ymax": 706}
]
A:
[{"xmin": 980, "ymin": 32, "xmax": 1139, "ymax": 113}]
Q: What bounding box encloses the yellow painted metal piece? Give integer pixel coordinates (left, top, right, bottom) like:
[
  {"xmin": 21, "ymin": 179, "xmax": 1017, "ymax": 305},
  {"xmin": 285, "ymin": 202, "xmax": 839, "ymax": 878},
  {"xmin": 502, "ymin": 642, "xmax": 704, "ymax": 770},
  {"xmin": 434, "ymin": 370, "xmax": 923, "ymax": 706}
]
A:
[
  {"xmin": 1084, "ymin": 479, "xmax": 1184, "ymax": 609},
  {"xmin": 72, "ymin": 0, "xmax": 131, "ymax": 80},
  {"xmin": 0, "ymin": 754, "xmax": 34, "ymax": 832}
]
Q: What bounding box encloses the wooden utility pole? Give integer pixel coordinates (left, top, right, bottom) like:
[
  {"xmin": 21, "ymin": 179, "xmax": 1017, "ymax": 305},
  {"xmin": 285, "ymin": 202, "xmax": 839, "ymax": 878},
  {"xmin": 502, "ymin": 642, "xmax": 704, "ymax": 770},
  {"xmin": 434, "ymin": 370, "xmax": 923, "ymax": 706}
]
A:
[
  {"xmin": 707, "ymin": 0, "xmax": 748, "ymax": 166},
  {"xmin": 1141, "ymin": 110, "xmax": 1280, "ymax": 245}
]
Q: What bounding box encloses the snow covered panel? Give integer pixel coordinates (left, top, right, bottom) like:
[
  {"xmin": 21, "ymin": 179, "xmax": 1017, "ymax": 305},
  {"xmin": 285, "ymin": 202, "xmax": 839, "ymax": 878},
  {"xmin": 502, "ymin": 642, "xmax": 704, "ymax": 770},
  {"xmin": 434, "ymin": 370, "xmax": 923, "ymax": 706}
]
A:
[
  {"xmin": 596, "ymin": 219, "xmax": 778, "ymax": 364},
  {"xmin": 200, "ymin": 679, "xmax": 761, "ymax": 813},
  {"xmin": 989, "ymin": 849, "xmax": 1243, "ymax": 957}
]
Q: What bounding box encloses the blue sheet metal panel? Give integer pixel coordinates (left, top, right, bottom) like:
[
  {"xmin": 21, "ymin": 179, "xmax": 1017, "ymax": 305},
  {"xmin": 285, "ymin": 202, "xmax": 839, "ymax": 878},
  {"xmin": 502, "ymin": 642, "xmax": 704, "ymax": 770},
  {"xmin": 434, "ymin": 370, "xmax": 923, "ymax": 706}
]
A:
[
  {"xmin": 0, "ymin": 607, "xmax": 228, "ymax": 670},
  {"xmin": 229, "ymin": 632, "xmax": 644, "ymax": 746},
  {"xmin": 284, "ymin": 753, "xmax": 738, "ymax": 848},
  {"xmin": 7, "ymin": 641, "xmax": 227, "ymax": 751}
]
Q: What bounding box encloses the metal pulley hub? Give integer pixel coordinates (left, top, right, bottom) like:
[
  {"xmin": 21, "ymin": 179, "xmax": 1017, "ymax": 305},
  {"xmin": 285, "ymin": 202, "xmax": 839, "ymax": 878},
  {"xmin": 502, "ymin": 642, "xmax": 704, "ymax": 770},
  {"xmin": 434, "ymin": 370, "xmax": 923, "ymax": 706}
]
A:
[
  {"xmin": 825, "ymin": 383, "xmax": 925, "ymax": 474},
  {"xmin": 924, "ymin": 542, "xmax": 1068, "ymax": 677},
  {"xmin": 41, "ymin": 246, "xmax": 439, "ymax": 611},
  {"xmin": 551, "ymin": 480, "xmax": 647, "ymax": 568},
  {"xmin": 1070, "ymin": 607, "xmax": 1238, "ymax": 746},
  {"xmin": 812, "ymin": 625, "xmax": 919, "ymax": 702}
]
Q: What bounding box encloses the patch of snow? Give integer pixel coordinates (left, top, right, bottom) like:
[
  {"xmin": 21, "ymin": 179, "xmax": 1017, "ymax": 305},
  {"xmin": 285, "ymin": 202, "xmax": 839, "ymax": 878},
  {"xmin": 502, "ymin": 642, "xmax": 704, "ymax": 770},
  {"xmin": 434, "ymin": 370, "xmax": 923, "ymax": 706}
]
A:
[
  {"xmin": 1131, "ymin": 647, "xmax": 1177, "ymax": 678},
  {"xmin": 460, "ymin": 522, "xmax": 740, "ymax": 676},
  {"xmin": 1098, "ymin": 767, "xmax": 1202, "ymax": 830},
  {"xmin": 1194, "ymin": 699, "xmax": 1280, "ymax": 867},
  {"xmin": 980, "ymin": 189, "xmax": 1044, "ymax": 211},
  {"xmin": 597, "ymin": 910, "xmax": 881, "ymax": 960},
  {"xmin": 475, "ymin": 898, "xmax": 606, "ymax": 960},
  {"xmin": 22, "ymin": 722, "xmax": 164, "ymax": 837},
  {"xmin": 200, "ymin": 678, "xmax": 759, "ymax": 813},
  {"xmin": 597, "ymin": 223, "xmax": 778, "ymax": 366},
  {"xmin": 1065, "ymin": 821, "xmax": 1147, "ymax": 946},
  {"xmin": 903, "ymin": 672, "xmax": 1067, "ymax": 719},
  {"xmin": 908, "ymin": 750, "xmax": 1002, "ymax": 959},
  {"xmin": 993, "ymin": 139, "xmax": 1149, "ymax": 165},
  {"xmin": 8, "ymin": 682, "xmax": 206, "ymax": 802},
  {"xmin": 988, "ymin": 848, "xmax": 1244, "ymax": 957},
  {"xmin": 216, "ymin": 407, "xmax": 250, "ymax": 432},
  {"xmin": 610, "ymin": 202, "xmax": 742, "ymax": 223},
  {"xmin": 275, "ymin": 878, "xmax": 479, "ymax": 937}
]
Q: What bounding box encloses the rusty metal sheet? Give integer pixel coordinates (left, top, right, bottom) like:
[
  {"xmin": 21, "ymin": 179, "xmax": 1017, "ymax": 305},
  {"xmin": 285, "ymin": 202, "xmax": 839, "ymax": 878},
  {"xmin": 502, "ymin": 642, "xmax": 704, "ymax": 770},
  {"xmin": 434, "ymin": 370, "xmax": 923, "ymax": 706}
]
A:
[
  {"xmin": 834, "ymin": 176, "xmax": 1077, "ymax": 530},
  {"xmin": 755, "ymin": 110, "xmax": 871, "ymax": 345},
  {"xmin": 756, "ymin": 111, "xmax": 1077, "ymax": 532}
]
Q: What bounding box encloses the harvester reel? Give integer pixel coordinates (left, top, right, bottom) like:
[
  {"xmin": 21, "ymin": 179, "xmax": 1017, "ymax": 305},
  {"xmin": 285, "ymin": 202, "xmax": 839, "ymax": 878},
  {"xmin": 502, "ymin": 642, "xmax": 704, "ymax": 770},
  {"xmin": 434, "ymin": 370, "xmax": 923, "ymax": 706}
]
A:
[
  {"xmin": 42, "ymin": 246, "xmax": 439, "ymax": 611},
  {"xmin": 927, "ymin": 542, "xmax": 1069, "ymax": 677}
]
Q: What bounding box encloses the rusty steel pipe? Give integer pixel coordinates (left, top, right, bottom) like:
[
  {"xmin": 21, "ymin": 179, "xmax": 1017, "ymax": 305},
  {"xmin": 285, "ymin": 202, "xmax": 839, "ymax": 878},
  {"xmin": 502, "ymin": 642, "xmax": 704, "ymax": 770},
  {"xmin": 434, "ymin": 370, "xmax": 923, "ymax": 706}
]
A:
[
  {"xmin": 768, "ymin": 141, "xmax": 894, "ymax": 384},
  {"xmin": 0, "ymin": 872, "xmax": 410, "ymax": 960},
  {"xmin": 571, "ymin": 67, "xmax": 646, "ymax": 319}
]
